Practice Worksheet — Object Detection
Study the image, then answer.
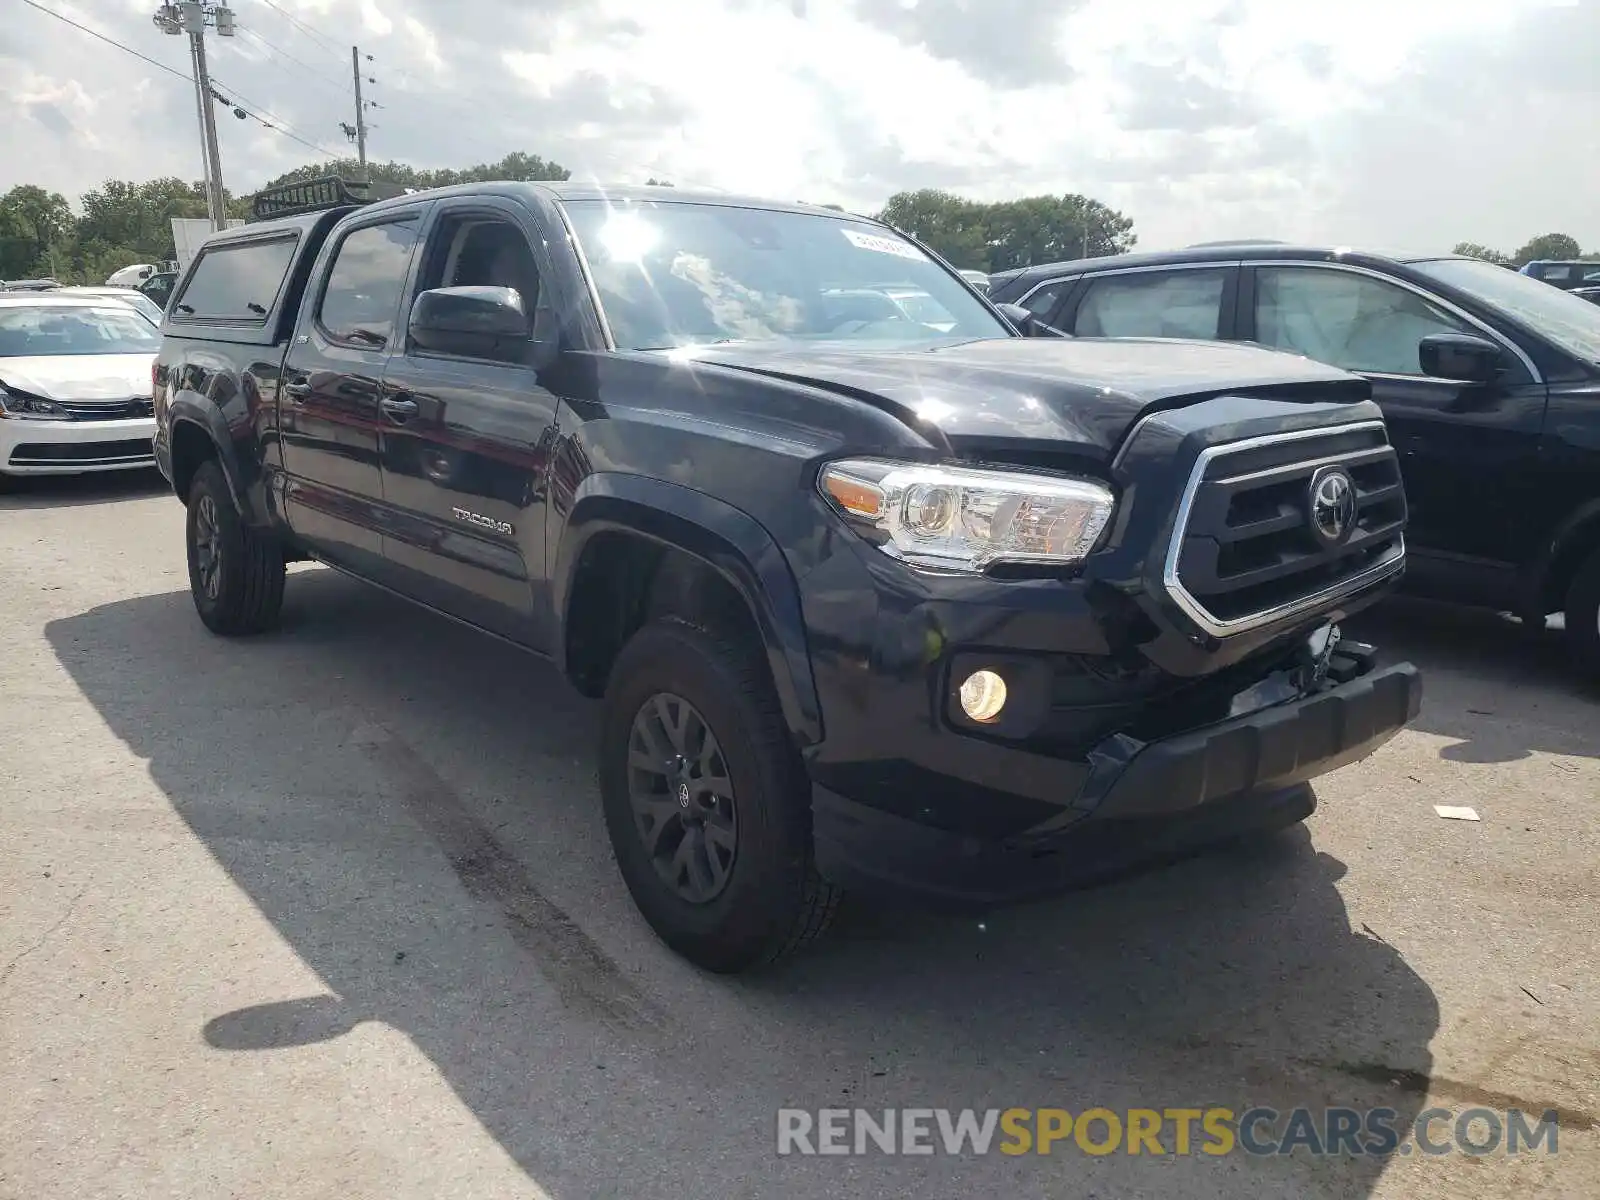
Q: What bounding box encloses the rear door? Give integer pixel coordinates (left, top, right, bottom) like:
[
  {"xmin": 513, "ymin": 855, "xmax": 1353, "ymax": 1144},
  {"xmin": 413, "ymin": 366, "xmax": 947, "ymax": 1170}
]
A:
[
  {"xmin": 279, "ymin": 209, "xmax": 424, "ymax": 574},
  {"xmin": 374, "ymin": 197, "xmax": 562, "ymax": 648},
  {"xmin": 1055, "ymin": 264, "xmax": 1239, "ymax": 340},
  {"xmin": 1240, "ymin": 262, "xmax": 1547, "ymax": 592}
]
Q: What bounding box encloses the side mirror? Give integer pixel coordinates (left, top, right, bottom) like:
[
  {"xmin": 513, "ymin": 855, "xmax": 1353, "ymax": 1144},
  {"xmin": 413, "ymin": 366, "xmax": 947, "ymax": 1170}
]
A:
[
  {"xmin": 1419, "ymin": 332, "xmax": 1505, "ymax": 384},
  {"xmin": 409, "ymin": 286, "xmax": 531, "ymax": 356},
  {"xmin": 996, "ymin": 301, "xmax": 1068, "ymax": 338}
]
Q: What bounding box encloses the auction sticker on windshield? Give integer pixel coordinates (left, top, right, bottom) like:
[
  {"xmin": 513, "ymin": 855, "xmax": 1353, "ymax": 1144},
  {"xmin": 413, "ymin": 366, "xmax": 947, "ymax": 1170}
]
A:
[{"xmin": 842, "ymin": 229, "xmax": 927, "ymax": 261}]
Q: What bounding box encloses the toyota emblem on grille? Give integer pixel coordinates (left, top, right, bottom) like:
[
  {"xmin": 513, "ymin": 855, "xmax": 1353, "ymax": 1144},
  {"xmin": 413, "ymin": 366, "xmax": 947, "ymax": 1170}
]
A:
[{"xmin": 1307, "ymin": 466, "xmax": 1357, "ymax": 547}]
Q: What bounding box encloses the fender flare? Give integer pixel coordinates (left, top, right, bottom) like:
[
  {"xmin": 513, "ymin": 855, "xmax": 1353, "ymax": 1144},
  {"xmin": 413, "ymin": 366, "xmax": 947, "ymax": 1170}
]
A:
[
  {"xmin": 551, "ymin": 473, "xmax": 823, "ymax": 747},
  {"xmin": 165, "ymin": 395, "xmax": 267, "ymax": 525},
  {"xmin": 1525, "ymin": 498, "xmax": 1600, "ymax": 616}
]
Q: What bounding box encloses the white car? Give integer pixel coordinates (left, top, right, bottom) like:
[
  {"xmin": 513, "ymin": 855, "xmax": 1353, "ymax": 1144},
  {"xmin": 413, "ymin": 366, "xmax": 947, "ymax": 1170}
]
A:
[
  {"xmin": 56, "ymin": 286, "xmax": 165, "ymax": 326},
  {"xmin": 0, "ymin": 294, "xmax": 159, "ymax": 483}
]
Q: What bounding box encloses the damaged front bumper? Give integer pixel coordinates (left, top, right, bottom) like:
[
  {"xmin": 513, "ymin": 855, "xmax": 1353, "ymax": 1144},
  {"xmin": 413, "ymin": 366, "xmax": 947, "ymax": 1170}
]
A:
[{"xmin": 810, "ymin": 637, "xmax": 1422, "ymax": 908}]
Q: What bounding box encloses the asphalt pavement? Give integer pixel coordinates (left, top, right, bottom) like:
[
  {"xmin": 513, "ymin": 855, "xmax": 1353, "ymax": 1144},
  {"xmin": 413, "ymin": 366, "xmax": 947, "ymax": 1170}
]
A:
[{"xmin": 1, "ymin": 470, "xmax": 1595, "ymax": 1199}]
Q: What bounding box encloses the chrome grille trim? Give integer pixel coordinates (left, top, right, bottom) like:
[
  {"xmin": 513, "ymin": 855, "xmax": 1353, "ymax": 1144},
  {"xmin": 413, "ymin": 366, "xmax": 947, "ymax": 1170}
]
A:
[{"xmin": 1162, "ymin": 420, "xmax": 1406, "ymax": 637}]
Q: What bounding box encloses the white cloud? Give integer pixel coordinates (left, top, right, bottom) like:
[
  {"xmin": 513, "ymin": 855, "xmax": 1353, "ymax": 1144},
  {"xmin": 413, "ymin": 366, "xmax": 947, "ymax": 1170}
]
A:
[{"xmin": 1, "ymin": 0, "xmax": 1594, "ymax": 256}]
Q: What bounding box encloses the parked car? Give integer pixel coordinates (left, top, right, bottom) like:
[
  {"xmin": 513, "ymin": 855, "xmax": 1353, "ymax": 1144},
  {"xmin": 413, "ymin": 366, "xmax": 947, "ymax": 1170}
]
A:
[
  {"xmin": 0, "ymin": 294, "xmax": 159, "ymax": 485},
  {"xmin": 958, "ymin": 268, "xmax": 991, "ymax": 293},
  {"xmin": 990, "ymin": 244, "xmax": 1600, "ymax": 671},
  {"xmin": 137, "ymin": 271, "xmax": 179, "ymax": 312},
  {"xmin": 823, "ymin": 285, "xmax": 959, "ymax": 331},
  {"xmin": 1, "ymin": 279, "xmax": 62, "ymax": 292},
  {"xmin": 1519, "ymin": 260, "xmax": 1600, "ymax": 291},
  {"xmin": 1572, "ymin": 285, "xmax": 1600, "ymax": 308},
  {"xmin": 56, "ymin": 286, "xmax": 165, "ymax": 325},
  {"xmin": 153, "ymin": 178, "xmax": 1420, "ymax": 971}
]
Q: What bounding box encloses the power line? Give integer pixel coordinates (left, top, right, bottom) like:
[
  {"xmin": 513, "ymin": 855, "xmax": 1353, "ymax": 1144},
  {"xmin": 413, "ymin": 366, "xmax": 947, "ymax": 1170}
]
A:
[
  {"xmin": 208, "ymin": 86, "xmax": 339, "ymax": 159},
  {"xmin": 236, "ymin": 26, "xmax": 351, "ymax": 97},
  {"xmin": 207, "ymin": 74, "xmax": 343, "ymax": 158},
  {"xmin": 19, "ymin": 0, "xmax": 341, "ymax": 165},
  {"xmin": 18, "ymin": 0, "xmax": 191, "ymax": 84},
  {"xmin": 254, "ymin": 0, "xmax": 343, "ymax": 59}
]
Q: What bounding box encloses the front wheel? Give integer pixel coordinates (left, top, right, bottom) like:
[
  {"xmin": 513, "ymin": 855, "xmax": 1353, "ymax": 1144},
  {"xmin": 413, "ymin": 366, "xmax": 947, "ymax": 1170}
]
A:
[
  {"xmin": 185, "ymin": 459, "xmax": 286, "ymax": 636},
  {"xmin": 598, "ymin": 619, "xmax": 839, "ymax": 972},
  {"xmin": 1563, "ymin": 547, "xmax": 1600, "ymax": 678}
]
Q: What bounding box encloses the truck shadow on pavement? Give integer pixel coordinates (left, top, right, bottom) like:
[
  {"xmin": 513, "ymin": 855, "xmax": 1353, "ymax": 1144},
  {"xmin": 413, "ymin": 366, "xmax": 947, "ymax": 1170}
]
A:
[
  {"xmin": 1348, "ymin": 597, "xmax": 1596, "ymax": 764},
  {"xmin": 47, "ymin": 571, "xmax": 1446, "ymax": 1199}
]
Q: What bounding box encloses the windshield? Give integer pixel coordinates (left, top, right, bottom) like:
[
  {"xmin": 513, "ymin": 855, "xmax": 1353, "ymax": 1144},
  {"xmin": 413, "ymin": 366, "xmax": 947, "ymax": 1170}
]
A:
[
  {"xmin": 1414, "ymin": 258, "xmax": 1600, "ymax": 364},
  {"xmin": 65, "ymin": 290, "xmax": 163, "ymax": 325},
  {"xmin": 562, "ymin": 200, "xmax": 1008, "ymax": 350},
  {"xmin": 0, "ymin": 304, "xmax": 162, "ymax": 357}
]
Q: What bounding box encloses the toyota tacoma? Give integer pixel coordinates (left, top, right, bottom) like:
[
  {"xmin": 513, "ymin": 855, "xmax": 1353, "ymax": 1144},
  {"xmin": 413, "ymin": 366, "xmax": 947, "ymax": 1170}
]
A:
[{"xmin": 152, "ymin": 178, "xmax": 1421, "ymax": 972}]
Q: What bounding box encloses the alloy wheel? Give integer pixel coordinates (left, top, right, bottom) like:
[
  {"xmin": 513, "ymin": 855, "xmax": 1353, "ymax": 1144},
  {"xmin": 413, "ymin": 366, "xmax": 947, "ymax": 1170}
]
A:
[
  {"xmin": 626, "ymin": 692, "xmax": 739, "ymax": 903},
  {"xmin": 193, "ymin": 494, "xmax": 223, "ymax": 601}
]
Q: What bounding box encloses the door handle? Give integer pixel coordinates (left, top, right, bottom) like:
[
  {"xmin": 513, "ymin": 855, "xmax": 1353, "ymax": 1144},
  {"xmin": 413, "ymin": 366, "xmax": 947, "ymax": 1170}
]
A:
[
  {"xmin": 379, "ymin": 395, "xmax": 420, "ymax": 421},
  {"xmin": 282, "ymin": 380, "xmax": 312, "ymax": 399}
]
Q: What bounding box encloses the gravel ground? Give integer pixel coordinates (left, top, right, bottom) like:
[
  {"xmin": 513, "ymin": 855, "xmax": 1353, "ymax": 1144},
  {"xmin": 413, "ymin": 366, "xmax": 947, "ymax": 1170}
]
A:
[{"xmin": 2, "ymin": 470, "xmax": 1595, "ymax": 1200}]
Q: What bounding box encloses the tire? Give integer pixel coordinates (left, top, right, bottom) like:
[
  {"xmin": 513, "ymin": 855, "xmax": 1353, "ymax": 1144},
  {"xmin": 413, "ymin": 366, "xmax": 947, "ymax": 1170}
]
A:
[
  {"xmin": 185, "ymin": 459, "xmax": 286, "ymax": 636},
  {"xmin": 1563, "ymin": 547, "xmax": 1600, "ymax": 677},
  {"xmin": 599, "ymin": 619, "xmax": 840, "ymax": 972}
]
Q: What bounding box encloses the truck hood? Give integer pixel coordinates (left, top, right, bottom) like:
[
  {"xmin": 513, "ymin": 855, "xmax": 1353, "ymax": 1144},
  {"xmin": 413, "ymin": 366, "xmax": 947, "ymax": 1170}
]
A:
[
  {"xmin": 0, "ymin": 353, "xmax": 155, "ymax": 401},
  {"xmin": 687, "ymin": 337, "xmax": 1367, "ymax": 456}
]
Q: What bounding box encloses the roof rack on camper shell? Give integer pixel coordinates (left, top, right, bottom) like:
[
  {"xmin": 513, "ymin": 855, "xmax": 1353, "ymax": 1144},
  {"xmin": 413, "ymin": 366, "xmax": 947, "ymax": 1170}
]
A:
[{"xmin": 248, "ymin": 176, "xmax": 415, "ymax": 223}]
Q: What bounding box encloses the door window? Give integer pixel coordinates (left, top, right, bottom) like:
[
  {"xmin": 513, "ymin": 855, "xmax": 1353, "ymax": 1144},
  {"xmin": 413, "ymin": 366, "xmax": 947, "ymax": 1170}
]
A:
[
  {"xmin": 1254, "ymin": 267, "xmax": 1471, "ymax": 376},
  {"xmin": 1018, "ymin": 280, "xmax": 1069, "ymax": 319},
  {"xmin": 317, "ymin": 220, "xmax": 419, "ymax": 349},
  {"xmin": 413, "ymin": 213, "xmax": 545, "ymax": 364},
  {"xmin": 1073, "ymin": 269, "xmax": 1228, "ymax": 338}
]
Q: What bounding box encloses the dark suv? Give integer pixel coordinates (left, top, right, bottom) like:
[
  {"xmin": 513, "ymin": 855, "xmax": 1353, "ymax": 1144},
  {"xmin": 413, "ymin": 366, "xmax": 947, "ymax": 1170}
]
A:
[
  {"xmin": 153, "ymin": 181, "xmax": 1421, "ymax": 971},
  {"xmin": 990, "ymin": 244, "xmax": 1600, "ymax": 671}
]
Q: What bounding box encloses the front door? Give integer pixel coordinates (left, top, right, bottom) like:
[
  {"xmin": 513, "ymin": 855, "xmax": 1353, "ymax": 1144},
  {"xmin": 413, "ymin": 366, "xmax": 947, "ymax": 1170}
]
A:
[
  {"xmin": 375, "ymin": 200, "xmax": 561, "ymax": 648},
  {"xmin": 1242, "ymin": 263, "xmax": 1547, "ymax": 604},
  {"xmin": 279, "ymin": 212, "xmax": 423, "ymax": 575}
]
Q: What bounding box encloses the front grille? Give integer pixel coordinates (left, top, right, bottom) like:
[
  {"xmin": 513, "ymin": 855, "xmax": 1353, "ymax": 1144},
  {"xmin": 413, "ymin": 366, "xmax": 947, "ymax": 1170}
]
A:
[
  {"xmin": 10, "ymin": 439, "xmax": 154, "ymax": 467},
  {"xmin": 1165, "ymin": 421, "xmax": 1405, "ymax": 635},
  {"xmin": 53, "ymin": 397, "xmax": 154, "ymax": 421}
]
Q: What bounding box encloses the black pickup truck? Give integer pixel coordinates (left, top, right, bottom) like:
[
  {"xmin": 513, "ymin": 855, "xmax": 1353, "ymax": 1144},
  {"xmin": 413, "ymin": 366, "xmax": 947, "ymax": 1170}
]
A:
[{"xmin": 153, "ymin": 177, "xmax": 1421, "ymax": 972}]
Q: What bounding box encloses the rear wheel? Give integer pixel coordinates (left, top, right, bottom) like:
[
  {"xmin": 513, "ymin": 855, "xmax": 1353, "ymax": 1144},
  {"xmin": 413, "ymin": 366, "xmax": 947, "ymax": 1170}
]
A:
[
  {"xmin": 1563, "ymin": 547, "xmax": 1600, "ymax": 677},
  {"xmin": 185, "ymin": 460, "xmax": 285, "ymax": 636},
  {"xmin": 598, "ymin": 619, "xmax": 839, "ymax": 972}
]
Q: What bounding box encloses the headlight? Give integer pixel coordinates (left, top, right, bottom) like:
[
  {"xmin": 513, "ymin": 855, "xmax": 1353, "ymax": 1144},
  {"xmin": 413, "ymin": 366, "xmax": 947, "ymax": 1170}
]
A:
[
  {"xmin": 818, "ymin": 458, "xmax": 1115, "ymax": 572},
  {"xmin": 0, "ymin": 386, "xmax": 70, "ymax": 421}
]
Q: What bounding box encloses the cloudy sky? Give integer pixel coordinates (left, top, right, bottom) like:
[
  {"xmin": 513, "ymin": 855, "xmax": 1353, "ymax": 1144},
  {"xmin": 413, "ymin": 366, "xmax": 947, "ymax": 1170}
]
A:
[{"xmin": 3, "ymin": 0, "xmax": 1595, "ymax": 254}]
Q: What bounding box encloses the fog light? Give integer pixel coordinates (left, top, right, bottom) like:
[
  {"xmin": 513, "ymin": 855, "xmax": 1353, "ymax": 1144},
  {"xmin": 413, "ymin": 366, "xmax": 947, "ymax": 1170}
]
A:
[{"xmin": 958, "ymin": 669, "xmax": 1007, "ymax": 722}]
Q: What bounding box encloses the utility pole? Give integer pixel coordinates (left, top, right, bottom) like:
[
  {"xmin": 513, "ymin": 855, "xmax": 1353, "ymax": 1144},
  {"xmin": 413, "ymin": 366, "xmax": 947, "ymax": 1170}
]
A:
[
  {"xmin": 351, "ymin": 46, "xmax": 368, "ymax": 183},
  {"xmin": 190, "ymin": 28, "xmax": 227, "ymax": 229},
  {"xmin": 155, "ymin": 3, "xmax": 236, "ymax": 232}
]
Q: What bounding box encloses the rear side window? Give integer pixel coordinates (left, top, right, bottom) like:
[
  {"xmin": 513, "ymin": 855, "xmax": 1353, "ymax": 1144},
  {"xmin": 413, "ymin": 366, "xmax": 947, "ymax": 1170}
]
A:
[
  {"xmin": 1018, "ymin": 281, "xmax": 1069, "ymax": 319},
  {"xmin": 317, "ymin": 220, "xmax": 419, "ymax": 348},
  {"xmin": 172, "ymin": 236, "xmax": 298, "ymax": 322},
  {"xmin": 1074, "ymin": 269, "xmax": 1228, "ymax": 339}
]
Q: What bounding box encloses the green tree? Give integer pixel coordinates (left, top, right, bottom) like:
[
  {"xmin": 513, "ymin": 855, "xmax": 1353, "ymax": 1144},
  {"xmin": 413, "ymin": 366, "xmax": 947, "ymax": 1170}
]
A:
[
  {"xmin": 1512, "ymin": 232, "xmax": 1582, "ymax": 267},
  {"xmin": 876, "ymin": 189, "xmax": 1135, "ymax": 272},
  {"xmin": 876, "ymin": 189, "xmax": 991, "ymax": 270},
  {"xmin": 0, "ymin": 185, "xmax": 74, "ymax": 278},
  {"xmin": 1451, "ymin": 241, "xmax": 1513, "ymax": 267},
  {"xmin": 983, "ymin": 194, "xmax": 1135, "ymax": 271}
]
